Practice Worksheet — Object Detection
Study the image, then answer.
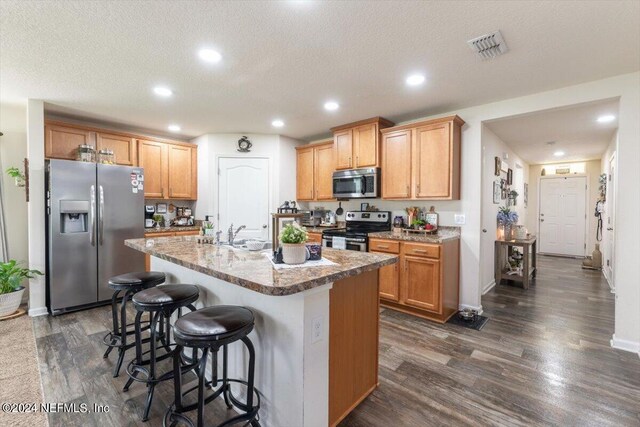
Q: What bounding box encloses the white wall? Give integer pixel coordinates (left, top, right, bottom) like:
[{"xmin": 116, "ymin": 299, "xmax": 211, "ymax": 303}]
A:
[
  {"xmin": 527, "ymin": 160, "xmax": 602, "ymax": 256},
  {"xmin": 0, "ymin": 103, "xmax": 29, "ymax": 268},
  {"xmin": 193, "ymin": 133, "xmax": 303, "ymax": 230},
  {"xmin": 480, "ymin": 125, "xmax": 529, "ymax": 294},
  {"xmin": 306, "ymin": 72, "xmax": 639, "ymax": 353},
  {"xmin": 27, "ymin": 99, "xmax": 47, "ymax": 316},
  {"xmin": 600, "ymin": 132, "xmax": 617, "ymax": 288}
]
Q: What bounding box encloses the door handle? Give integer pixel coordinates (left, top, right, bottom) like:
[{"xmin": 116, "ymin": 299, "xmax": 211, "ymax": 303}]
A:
[
  {"xmin": 262, "ymin": 225, "xmax": 268, "ymax": 229},
  {"xmin": 89, "ymin": 185, "xmax": 96, "ymax": 246},
  {"xmin": 540, "ymin": 219, "xmax": 544, "ymax": 222},
  {"xmin": 607, "ymin": 227, "xmax": 613, "ymax": 231},
  {"xmin": 99, "ymin": 185, "xmax": 104, "ymax": 245},
  {"xmin": 482, "ymin": 229, "xmax": 487, "ymax": 233}
]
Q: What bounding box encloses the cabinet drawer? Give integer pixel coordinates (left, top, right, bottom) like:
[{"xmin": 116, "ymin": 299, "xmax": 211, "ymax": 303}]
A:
[
  {"xmin": 145, "ymin": 232, "xmax": 175, "ymax": 238},
  {"xmin": 403, "ymin": 243, "xmax": 440, "ymax": 259},
  {"xmin": 174, "ymin": 230, "xmax": 199, "ymax": 236},
  {"xmin": 369, "ymin": 239, "xmax": 400, "ymax": 254}
]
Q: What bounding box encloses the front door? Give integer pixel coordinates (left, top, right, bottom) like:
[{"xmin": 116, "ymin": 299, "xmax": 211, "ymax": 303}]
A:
[
  {"xmin": 218, "ymin": 157, "xmax": 270, "ymax": 241},
  {"xmin": 539, "ymin": 176, "xmax": 587, "ymax": 256}
]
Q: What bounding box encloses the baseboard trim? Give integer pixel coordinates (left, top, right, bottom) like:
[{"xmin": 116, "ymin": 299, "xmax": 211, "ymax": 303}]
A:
[
  {"xmin": 28, "ymin": 306, "xmax": 48, "ymax": 317},
  {"xmin": 610, "ymin": 335, "xmax": 640, "ymax": 356},
  {"xmin": 602, "ymin": 270, "xmax": 615, "ymax": 293},
  {"xmin": 482, "ymin": 280, "xmax": 496, "ymax": 295},
  {"xmin": 459, "ymin": 304, "xmax": 483, "ymax": 316}
]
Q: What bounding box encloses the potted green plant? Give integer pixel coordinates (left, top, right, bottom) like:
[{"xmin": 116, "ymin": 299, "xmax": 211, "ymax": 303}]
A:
[
  {"xmin": 279, "ymin": 223, "xmax": 309, "ymax": 265},
  {"xmin": 0, "ymin": 260, "xmax": 42, "ymax": 317},
  {"xmin": 6, "ymin": 167, "xmax": 26, "ymax": 187}
]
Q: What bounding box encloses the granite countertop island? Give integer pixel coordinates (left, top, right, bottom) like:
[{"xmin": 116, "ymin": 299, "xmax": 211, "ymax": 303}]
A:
[
  {"xmin": 125, "ymin": 235, "xmax": 396, "ymax": 427},
  {"xmin": 125, "ymin": 235, "xmax": 396, "ymax": 296}
]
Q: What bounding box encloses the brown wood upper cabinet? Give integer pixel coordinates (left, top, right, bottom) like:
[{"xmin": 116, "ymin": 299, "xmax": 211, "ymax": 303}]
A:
[
  {"xmin": 381, "ymin": 115, "xmax": 464, "ymax": 200},
  {"xmin": 96, "ymin": 132, "xmax": 136, "ymax": 166},
  {"xmin": 296, "ymin": 140, "xmax": 335, "ymax": 201},
  {"xmin": 138, "ymin": 140, "xmax": 197, "ymax": 200},
  {"xmin": 331, "ymin": 117, "xmax": 394, "ymax": 170},
  {"xmin": 45, "ymin": 123, "xmax": 96, "ymax": 160}
]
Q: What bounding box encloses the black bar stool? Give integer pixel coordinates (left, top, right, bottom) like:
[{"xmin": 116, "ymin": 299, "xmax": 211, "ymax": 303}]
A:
[
  {"xmin": 164, "ymin": 305, "xmax": 261, "ymax": 427},
  {"xmin": 125, "ymin": 284, "xmax": 200, "ymax": 421},
  {"xmin": 103, "ymin": 271, "xmax": 166, "ymax": 377}
]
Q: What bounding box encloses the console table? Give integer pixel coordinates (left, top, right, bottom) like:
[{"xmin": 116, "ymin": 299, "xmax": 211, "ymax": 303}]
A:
[{"xmin": 494, "ymin": 236, "xmax": 537, "ymax": 289}]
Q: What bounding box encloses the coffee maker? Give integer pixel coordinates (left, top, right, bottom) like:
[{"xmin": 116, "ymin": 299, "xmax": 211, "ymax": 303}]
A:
[{"xmin": 145, "ymin": 205, "xmax": 155, "ymax": 228}]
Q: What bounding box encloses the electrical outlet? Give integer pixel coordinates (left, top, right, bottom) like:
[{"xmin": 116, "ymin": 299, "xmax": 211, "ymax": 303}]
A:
[
  {"xmin": 454, "ymin": 214, "xmax": 466, "ymax": 225},
  {"xmin": 312, "ymin": 316, "xmax": 323, "ymax": 343}
]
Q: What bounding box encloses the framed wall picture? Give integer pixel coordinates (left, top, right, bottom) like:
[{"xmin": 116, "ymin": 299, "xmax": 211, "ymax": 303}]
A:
[
  {"xmin": 493, "ymin": 181, "xmax": 501, "ymax": 204},
  {"xmin": 524, "ymin": 183, "xmax": 529, "ymax": 208},
  {"xmin": 507, "ymin": 168, "xmax": 513, "ymax": 185},
  {"xmin": 500, "ymin": 179, "xmax": 507, "ymax": 199},
  {"xmin": 494, "ymin": 157, "xmax": 502, "ymax": 176},
  {"xmin": 156, "ymin": 203, "xmax": 167, "ymax": 213},
  {"xmin": 360, "ymin": 202, "xmax": 369, "ymax": 211}
]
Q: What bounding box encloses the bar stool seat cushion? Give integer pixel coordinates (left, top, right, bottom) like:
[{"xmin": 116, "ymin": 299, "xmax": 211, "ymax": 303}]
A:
[
  {"xmin": 109, "ymin": 271, "xmax": 166, "ymax": 290},
  {"xmin": 132, "ymin": 284, "xmax": 199, "ymax": 309},
  {"xmin": 173, "ymin": 306, "xmax": 254, "ymax": 343}
]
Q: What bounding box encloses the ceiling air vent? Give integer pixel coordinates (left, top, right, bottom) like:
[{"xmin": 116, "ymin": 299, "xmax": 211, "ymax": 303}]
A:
[{"xmin": 467, "ymin": 30, "xmax": 509, "ymax": 60}]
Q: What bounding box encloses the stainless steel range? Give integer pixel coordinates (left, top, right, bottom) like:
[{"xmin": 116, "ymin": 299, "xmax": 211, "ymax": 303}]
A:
[{"xmin": 322, "ymin": 211, "xmax": 391, "ymax": 252}]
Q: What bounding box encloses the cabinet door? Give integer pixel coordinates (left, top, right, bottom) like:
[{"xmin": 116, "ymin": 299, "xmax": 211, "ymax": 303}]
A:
[
  {"xmin": 314, "ymin": 143, "xmax": 335, "ymax": 200},
  {"xmin": 168, "ymin": 144, "xmax": 197, "ymax": 199},
  {"xmin": 138, "ymin": 140, "xmax": 167, "ymax": 198},
  {"xmin": 373, "ymin": 251, "xmax": 400, "ymax": 302},
  {"xmin": 307, "ymin": 232, "xmax": 322, "ymax": 244},
  {"xmin": 97, "ymin": 133, "xmax": 136, "ymax": 165},
  {"xmin": 415, "ymin": 122, "xmax": 451, "ymax": 199},
  {"xmin": 402, "ymin": 256, "xmax": 441, "ymax": 313},
  {"xmin": 381, "ymin": 130, "xmax": 412, "ymax": 199},
  {"xmin": 334, "ymin": 129, "xmax": 353, "ymax": 170},
  {"xmin": 296, "ymin": 147, "xmax": 315, "ymax": 201},
  {"xmin": 45, "ymin": 124, "xmax": 95, "ymax": 160},
  {"xmin": 353, "ymin": 123, "xmax": 378, "ymax": 168}
]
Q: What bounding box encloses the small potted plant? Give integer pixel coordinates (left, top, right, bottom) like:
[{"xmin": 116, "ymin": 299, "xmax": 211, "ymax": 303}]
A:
[
  {"xmin": 0, "ymin": 260, "xmax": 42, "ymax": 317},
  {"xmin": 279, "ymin": 223, "xmax": 309, "ymax": 265},
  {"xmin": 6, "ymin": 167, "xmax": 26, "ymax": 187}
]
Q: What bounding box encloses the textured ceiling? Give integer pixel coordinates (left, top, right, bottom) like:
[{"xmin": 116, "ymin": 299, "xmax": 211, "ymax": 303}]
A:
[
  {"xmin": 485, "ymin": 98, "xmax": 619, "ymax": 165},
  {"xmin": 1, "ymin": 1, "xmax": 639, "ymax": 140}
]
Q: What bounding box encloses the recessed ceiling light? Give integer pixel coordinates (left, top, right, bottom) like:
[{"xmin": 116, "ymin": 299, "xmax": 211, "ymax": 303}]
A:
[
  {"xmin": 271, "ymin": 119, "xmax": 284, "ymax": 128},
  {"xmin": 153, "ymin": 86, "xmax": 173, "ymax": 97},
  {"xmin": 553, "ymin": 151, "xmax": 565, "ymax": 157},
  {"xmin": 168, "ymin": 124, "xmax": 181, "ymax": 132},
  {"xmin": 597, "ymin": 115, "xmax": 616, "ymax": 123},
  {"xmin": 198, "ymin": 48, "xmax": 222, "ymax": 63},
  {"xmin": 406, "ymin": 74, "xmax": 425, "ymax": 86},
  {"xmin": 324, "ymin": 101, "xmax": 339, "ymax": 111}
]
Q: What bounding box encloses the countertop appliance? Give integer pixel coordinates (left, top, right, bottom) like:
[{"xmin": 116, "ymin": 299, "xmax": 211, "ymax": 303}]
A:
[
  {"xmin": 145, "ymin": 205, "xmax": 155, "ymax": 228},
  {"xmin": 322, "ymin": 211, "xmax": 391, "ymax": 251},
  {"xmin": 46, "ymin": 159, "xmax": 145, "ymax": 315},
  {"xmin": 332, "ymin": 168, "xmax": 380, "ymax": 199}
]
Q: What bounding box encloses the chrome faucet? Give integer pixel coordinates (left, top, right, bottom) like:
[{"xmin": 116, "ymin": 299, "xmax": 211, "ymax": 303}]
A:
[{"xmin": 227, "ymin": 223, "xmax": 246, "ymax": 246}]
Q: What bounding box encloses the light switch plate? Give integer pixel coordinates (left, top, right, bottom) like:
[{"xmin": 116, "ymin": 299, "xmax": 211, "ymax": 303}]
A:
[{"xmin": 454, "ymin": 214, "xmax": 466, "ymax": 225}]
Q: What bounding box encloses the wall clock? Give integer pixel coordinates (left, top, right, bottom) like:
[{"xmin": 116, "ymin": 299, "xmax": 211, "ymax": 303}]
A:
[{"xmin": 237, "ymin": 136, "xmax": 252, "ymax": 152}]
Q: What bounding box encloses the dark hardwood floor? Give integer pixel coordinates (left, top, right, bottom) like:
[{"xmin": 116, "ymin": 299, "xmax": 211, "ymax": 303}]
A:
[{"xmin": 31, "ymin": 255, "xmax": 640, "ymax": 426}]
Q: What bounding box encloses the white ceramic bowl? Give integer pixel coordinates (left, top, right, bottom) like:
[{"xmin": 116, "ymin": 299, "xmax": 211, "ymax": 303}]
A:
[{"xmin": 245, "ymin": 240, "xmax": 266, "ymax": 251}]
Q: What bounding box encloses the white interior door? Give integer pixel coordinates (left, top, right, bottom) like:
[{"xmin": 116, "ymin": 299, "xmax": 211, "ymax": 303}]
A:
[
  {"xmin": 539, "ymin": 176, "xmax": 587, "ymax": 256},
  {"xmin": 218, "ymin": 157, "xmax": 270, "ymax": 241},
  {"xmin": 605, "ymin": 154, "xmax": 615, "ymax": 282}
]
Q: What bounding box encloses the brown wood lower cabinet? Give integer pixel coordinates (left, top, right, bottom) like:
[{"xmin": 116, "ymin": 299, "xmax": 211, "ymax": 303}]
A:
[
  {"xmin": 369, "ymin": 238, "xmax": 459, "ymax": 323},
  {"xmin": 144, "ymin": 230, "xmax": 199, "ymax": 270},
  {"xmin": 307, "ymin": 231, "xmax": 322, "ymax": 244}
]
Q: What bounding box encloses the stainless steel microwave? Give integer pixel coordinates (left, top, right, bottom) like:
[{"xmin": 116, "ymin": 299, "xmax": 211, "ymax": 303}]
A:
[{"xmin": 332, "ymin": 168, "xmax": 380, "ymax": 199}]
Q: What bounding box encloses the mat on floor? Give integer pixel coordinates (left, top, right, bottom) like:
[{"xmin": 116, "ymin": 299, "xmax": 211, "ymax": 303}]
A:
[
  {"xmin": 447, "ymin": 313, "xmax": 489, "ymax": 331},
  {"xmin": 0, "ymin": 310, "xmax": 48, "ymax": 427}
]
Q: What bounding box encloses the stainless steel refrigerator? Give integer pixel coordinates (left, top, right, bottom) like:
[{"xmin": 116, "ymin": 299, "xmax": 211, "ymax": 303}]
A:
[{"xmin": 46, "ymin": 159, "xmax": 145, "ymax": 315}]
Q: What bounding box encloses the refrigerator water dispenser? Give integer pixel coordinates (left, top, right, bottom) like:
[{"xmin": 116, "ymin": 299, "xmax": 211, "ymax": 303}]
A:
[{"xmin": 59, "ymin": 200, "xmax": 89, "ymax": 233}]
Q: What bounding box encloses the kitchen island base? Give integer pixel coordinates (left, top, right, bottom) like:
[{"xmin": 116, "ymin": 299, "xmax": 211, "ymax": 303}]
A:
[{"xmin": 151, "ymin": 257, "xmax": 379, "ymax": 427}]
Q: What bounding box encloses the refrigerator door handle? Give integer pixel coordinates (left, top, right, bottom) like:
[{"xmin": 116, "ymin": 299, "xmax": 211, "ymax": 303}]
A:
[
  {"xmin": 99, "ymin": 185, "xmax": 105, "ymax": 245},
  {"xmin": 90, "ymin": 185, "xmax": 96, "ymax": 246}
]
